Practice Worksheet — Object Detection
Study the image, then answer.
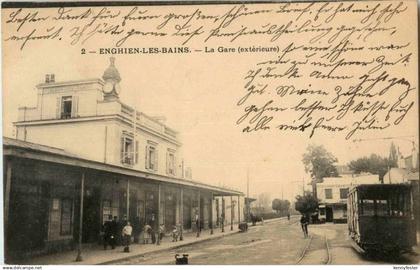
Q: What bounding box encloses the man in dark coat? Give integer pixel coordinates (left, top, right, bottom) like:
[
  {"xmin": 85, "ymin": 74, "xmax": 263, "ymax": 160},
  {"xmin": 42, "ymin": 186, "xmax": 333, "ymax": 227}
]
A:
[
  {"xmin": 109, "ymin": 216, "xmax": 119, "ymax": 248},
  {"xmin": 149, "ymin": 214, "xmax": 156, "ymax": 244},
  {"xmin": 300, "ymin": 214, "xmax": 309, "ymax": 238},
  {"xmin": 103, "ymin": 215, "xmax": 113, "ymax": 250}
]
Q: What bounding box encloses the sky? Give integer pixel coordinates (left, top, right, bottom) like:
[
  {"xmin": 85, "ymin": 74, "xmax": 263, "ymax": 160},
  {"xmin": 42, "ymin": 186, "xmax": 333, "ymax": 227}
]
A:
[{"xmin": 2, "ymin": 4, "xmax": 419, "ymax": 203}]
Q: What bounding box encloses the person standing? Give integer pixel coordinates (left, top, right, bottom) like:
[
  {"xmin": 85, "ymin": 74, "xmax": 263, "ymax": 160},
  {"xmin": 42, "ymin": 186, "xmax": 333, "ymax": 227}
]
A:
[
  {"xmin": 159, "ymin": 224, "xmax": 165, "ymax": 241},
  {"xmin": 149, "ymin": 214, "xmax": 156, "ymax": 244},
  {"xmin": 195, "ymin": 212, "xmax": 200, "ymax": 237},
  {"xmin": 102, "ymin": 215, "xmax": 114, "ymax": 250},
  {"xmin": 220, "ymin": 214, "xmax": 225, "ymax": 232},
  {"xmin": 132, "ymin": 216, "xmax": 141, "ymax": 244},
  {"xmin": 109, "ymin": 216, "xmax": 119, "ymax": 249},
  {"xmin": 122, "ymin": 221, "xmax": 132, "ymax": 252},
  {"xmin": 300, "ymin": 214, "xmax": 309, "ymax": 238}
]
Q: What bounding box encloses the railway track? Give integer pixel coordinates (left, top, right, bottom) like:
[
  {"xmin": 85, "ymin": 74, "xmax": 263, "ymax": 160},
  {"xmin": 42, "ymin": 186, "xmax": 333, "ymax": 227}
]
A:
[{"xmin": 296, "ymin": 234, "xmax": 332, "ymax": 265}]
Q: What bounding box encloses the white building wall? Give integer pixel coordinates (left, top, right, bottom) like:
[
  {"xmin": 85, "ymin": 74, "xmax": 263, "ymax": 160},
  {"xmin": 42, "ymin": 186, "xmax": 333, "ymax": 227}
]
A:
[
  {"xmin": 16, "ymin": 78, "xmax": 183, "ymax": 179},
  {"xmin": 318, "ymin": 174, "xmax": 380, "ymax": 204},
  {"xmin": 18, "ymin": 121, "xmax": 108, "ymax": 163}
]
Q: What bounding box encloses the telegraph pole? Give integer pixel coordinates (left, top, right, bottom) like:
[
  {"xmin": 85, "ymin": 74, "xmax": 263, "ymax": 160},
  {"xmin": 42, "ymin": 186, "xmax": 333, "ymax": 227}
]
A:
[
  {"xmin": 246, "ymin": 167, "xmax": 250, "ymax": 222},
  {"xmin": 302, "ymin": 177, "xmax": 305, "ymax": 195}
]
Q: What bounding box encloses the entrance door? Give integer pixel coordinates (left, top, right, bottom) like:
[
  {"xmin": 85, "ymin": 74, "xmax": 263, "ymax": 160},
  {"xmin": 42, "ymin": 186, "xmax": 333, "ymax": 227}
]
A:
[
  {"xmin": 165, "ymin": 193, "xmax": 176, "ymax": 231},
  {"xmin": 145, "ymin": 191, "xmax": 158, "ymax": 229},
  {"xmin": 82, "ymin": 187, "xmax": 101, "ymax": 243},
  {"xmin": 200, "ymin": 198, "xmax": 205, "ymax": 229},
  {"xmin": 326, "ymin": 206, "xmax": 333, "ymax": 222},
  {"xmin": 183, "ymin": 195, "xmax": 191, "ymax": 229}
]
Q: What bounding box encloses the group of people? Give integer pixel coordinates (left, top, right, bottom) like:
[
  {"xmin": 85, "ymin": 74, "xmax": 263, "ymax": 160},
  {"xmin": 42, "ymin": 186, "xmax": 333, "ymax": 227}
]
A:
[
  {"xmin": 103, "ymin": 213, "xmax": 176, "ymax": 252},
  {"xmin": 102, "ymin": 215, "xmax": 133, "ymax": 251}
]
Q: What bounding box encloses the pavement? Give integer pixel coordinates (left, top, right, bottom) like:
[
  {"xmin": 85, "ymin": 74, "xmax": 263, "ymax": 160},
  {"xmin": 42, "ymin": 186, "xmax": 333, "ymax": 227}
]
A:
[
  {"xmin": 17, "ymin": 217, "xmax": 419, "ymax": 265},
  {"xmin": 18, "ymin": 223, "xmax": 248, "ymax": 265},
  {"xmin": 112, "ymin": 219, "xmax": 419, "ymax": 265},
  {"xmin": 113, "ymin": 216, "xmax": 303, "ymax": 265}
]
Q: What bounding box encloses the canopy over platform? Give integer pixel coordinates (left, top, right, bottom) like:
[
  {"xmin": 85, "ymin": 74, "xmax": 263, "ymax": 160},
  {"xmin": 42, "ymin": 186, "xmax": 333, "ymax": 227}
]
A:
[{"xmin": 3, "ymin": 137, "xmax": 243, "ymax": 197}]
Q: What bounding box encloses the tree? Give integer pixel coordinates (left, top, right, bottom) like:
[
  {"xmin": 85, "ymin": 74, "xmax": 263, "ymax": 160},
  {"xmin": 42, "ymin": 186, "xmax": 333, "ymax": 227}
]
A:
[
  {"xmin": 302, "ymin": 145, "xmax": 339, "ymax": 181},
  {"xmin": 295, "ymin": 191, "xmax": 319, "ymax": 216},
  {"xmin": 302, "ymin": 145, "xmax": 338, "ymax": 198},
  {"xmin": 348, "ymin": 154, "xmax": 397, "ymax": 182},
  {"xmin": 272, "ymin": 199, "xmax": 281, "ymax": 213},
  {"xmin": 272, "ymin": 199, "xmax": 291, "ymax": 215}
]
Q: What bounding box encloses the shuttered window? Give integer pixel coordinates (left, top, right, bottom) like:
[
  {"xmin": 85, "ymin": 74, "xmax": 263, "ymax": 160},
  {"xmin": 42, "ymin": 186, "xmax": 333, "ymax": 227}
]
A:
[
  {"xmin": 57, "ymin": 96, "xmax": 78, "ymax": 119},
  {"xmin": 166, "ymin": 150, "xmax": 176, "ymax": 176},
  {"xmin": 120, "ymin": 134, "xmax": 137, "ymax": 165},
  {"xmin": 146, "ymin": 144, "xmax": 158, "ymax": 171}
]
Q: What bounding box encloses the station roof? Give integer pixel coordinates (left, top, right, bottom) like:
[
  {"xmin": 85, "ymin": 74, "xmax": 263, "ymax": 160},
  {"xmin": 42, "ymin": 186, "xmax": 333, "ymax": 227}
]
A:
[{"xmin": 3, "ymin": 137, "xmax": 243, "ymax": 196}]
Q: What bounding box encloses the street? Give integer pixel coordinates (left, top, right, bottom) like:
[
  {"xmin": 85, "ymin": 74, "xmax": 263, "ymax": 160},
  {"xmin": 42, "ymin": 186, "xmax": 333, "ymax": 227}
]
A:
[{"xmin": 112, "ymin": 218, "xmax": 419, "ymax": 265}]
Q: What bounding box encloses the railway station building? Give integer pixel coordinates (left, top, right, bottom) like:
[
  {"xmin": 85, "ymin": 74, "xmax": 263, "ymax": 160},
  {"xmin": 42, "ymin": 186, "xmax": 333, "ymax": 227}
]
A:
[{"xmin": 4, "ymin": 58, "xmax": 244, "ymax": 262}]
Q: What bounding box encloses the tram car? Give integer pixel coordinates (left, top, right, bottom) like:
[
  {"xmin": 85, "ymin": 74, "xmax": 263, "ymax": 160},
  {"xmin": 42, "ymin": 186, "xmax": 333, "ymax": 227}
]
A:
[{"xmin": 347, "ymin": 184, "xmax": 417, "ymax": 255}]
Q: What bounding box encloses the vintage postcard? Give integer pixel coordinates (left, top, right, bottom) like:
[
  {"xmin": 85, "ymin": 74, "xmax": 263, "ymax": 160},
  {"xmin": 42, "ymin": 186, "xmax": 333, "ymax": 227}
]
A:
[{"xmin": 1, "ymin": 0, "xmax": 419, "ymax": 266}]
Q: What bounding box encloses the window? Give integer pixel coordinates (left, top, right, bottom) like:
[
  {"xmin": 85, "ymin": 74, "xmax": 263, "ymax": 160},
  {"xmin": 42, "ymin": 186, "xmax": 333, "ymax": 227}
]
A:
[
  {"xmin": 60, "ymin": 198, "xmax": 73, "ymax": 235},
  {"xmin": 166, "ymin": 150, "xmax": 176, "ymax": 176},
  {"xmin": 376, "ymin": 200, "xmax": 390, "ymax": 216},
  {"xmin": 146, "ymin": 143, "xmax": 158, "ymax": 171},
  {"xmin": 325, "ymin": 189, "xmax": 333, "ymax": 199},
  {"xmin": 340, "ymin": 188, "xmax": 349, "ymax": 199},
  {"xmin": 120, "ymin": 134, "xmax": 138, "ymax": 165},
  {"xmin": 57, "ymin": 96, "xmax": 78, "ymax": 119},
  {"xmin": 61, "ymin": 96, "xmax": 72, "ymax": 119},
  {"xmin": 360, "ymin": 199, "xmax": 375, "ymax": 216}
]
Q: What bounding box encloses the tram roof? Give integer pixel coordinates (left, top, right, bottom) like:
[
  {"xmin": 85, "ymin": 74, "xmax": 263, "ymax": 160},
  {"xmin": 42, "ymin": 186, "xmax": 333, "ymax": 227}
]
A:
[
  {"xmin": 349, "ymin": 183, "xmax": 411, "ymax": 196},
  {"xmin": 3, "ymin": 137, "xmax": 243, "ymax": 197}
]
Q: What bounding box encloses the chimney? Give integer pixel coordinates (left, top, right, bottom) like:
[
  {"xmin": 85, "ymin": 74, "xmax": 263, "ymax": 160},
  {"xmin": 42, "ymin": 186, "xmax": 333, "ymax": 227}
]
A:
[
  {"xmin": 50, "ymin": 74, "xmax": 55, "ymax": 82},
  {"xmin": 45, "ymin": 74, "xmax": 50, "ymax": 83}
]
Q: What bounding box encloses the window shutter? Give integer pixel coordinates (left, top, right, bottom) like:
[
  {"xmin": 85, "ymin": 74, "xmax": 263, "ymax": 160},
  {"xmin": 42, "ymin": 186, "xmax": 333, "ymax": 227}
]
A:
[
  {"xmin": 135, "ymin": 140, "xmax": 139, "ymax": 164},
  {"xmin": 145, "ymin": 145, "xmax": 149, "ymax": 169},
  {"xmin": 120, "ymin": 136, "xmax": 125, "ymax": 163},
  {"xmin": 56, "ymin": 97, "xmax": 61, "ymax": 119},
  {"xmin": 174, "ymin": 155, "xmax": 177, "ymax": 176},
  {"xmin": 71, "ymin": 96, "xmax": 79, "ymax": 118},
  {"xmin": 60, "ymin": 97, "xmax": 65, "ymax": 114},
  {"xmin": 154, "ymin": 149, "xmax": 158, "ymax": 171},
  {"xmin": 166, "ymin": 152, "xmax": 169, "ymax": 174}
]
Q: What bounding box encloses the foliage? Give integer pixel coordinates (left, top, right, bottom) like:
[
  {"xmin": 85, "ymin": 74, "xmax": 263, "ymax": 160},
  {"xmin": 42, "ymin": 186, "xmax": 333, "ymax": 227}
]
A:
[
  {"xmin": 272, "ymin": 199, "xmax": 291, "ymax": 214},
  {"xmin": 294, "ymin": 191, "xmax": 319, "ymax": 215},
  {"xmin": 302, "ymin": 145, "xmax": 339, "ymax": 181},
  {"xmin": 348, "ymin": 153, "xmax": 397, "ymax": 181}
]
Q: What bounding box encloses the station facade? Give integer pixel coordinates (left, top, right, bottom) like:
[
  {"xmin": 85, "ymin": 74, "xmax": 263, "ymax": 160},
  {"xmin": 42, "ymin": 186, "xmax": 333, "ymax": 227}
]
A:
[{"xmin": 4, "ymin": 58, "xmax": 244, "ymax": 262}]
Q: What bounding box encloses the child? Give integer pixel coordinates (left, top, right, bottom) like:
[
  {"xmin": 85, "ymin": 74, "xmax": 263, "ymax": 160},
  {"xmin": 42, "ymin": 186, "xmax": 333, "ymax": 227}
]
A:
[
  {"xmin": 172, "ymin": 225, "xmax": 179, "ymax": 242},
  {"xmin": 144, "ymin": 224, "xmax": 152, "ymax": 244},
  {"xmin": 159, "ymin": 224, "xmax": 165, "ymax": 241}
]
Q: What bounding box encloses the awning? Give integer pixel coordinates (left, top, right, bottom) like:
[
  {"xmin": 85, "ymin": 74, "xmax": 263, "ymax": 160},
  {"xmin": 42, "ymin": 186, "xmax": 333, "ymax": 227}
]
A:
[{"xmin": 3, "ymin": 137, "xmax": 243, "ymax": 197}]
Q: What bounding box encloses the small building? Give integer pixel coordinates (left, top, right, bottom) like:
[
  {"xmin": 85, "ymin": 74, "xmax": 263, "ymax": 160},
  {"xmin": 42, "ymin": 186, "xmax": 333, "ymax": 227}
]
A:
[
  {"xmin": 384, "ymin": 151, "xmax": 419, "ymax": 231},
  {"xmin": 317, "ymin": 174, "xmax": 380, "ymax": 223}
]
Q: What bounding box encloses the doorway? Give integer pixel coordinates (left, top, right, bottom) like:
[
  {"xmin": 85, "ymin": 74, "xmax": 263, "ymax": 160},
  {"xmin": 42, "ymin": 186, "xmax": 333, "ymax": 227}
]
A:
[
  {"xmin": 165, "ymin": 193, "xmax": 176, "ymax": 232},
  {"xmin": 326, "ymin": 206, "xmax": 333, "ymax": 222}
]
